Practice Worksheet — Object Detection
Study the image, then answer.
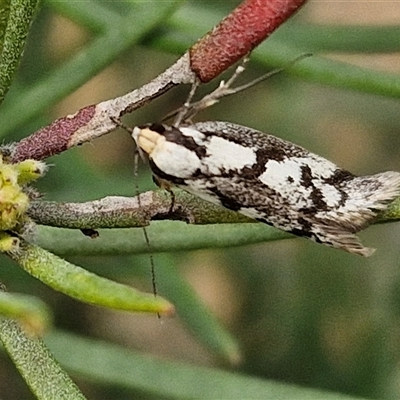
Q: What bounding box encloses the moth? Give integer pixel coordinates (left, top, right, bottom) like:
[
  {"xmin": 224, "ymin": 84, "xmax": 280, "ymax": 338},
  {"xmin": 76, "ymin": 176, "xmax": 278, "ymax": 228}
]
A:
[{"xmin": 132, "ymin": 120, "xmax": 400, "ymax": 256}]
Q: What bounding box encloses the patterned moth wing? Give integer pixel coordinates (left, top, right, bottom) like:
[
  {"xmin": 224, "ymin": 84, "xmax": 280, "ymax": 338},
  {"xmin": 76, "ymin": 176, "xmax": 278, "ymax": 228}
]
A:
[{"xmin": 132, "ymin": 121, "xmax": 400, "ymax": 256}]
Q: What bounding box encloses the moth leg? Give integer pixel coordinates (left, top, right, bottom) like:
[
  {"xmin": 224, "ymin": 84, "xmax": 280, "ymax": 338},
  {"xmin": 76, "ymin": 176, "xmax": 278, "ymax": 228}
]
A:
[
  {"xmin": 167, "ymin": 57, "xmax": 251, "ymax": 125},
  {"xmin": 152, "ymin": 175, "xmax": 176, "ymax": 214},
  {"xmin": 170, "ymin": 79, "xmax": 200, "ymax": 127},
  {"xmin": 166, "ymin": 187, "xmax": 176, "ymax": 214},
  {"xmin": 181, "ymin": 56, "xmax": 251, "ymax": 120}
]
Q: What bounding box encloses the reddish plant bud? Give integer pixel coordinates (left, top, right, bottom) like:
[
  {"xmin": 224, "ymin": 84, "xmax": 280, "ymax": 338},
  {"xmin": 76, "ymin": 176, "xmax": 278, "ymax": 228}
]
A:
[
  {"xmin": 190, "ymin": 0, "xmax": 307, "ymax": 82},
  {"xmin": 12, "ymin": 106, "xmax": 96, "ymax": 162}
]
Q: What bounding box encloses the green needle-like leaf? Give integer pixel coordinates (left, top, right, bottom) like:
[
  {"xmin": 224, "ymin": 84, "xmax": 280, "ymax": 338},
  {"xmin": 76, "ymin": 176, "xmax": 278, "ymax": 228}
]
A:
[
  {"xmin": 7, "ymin": 239, "xmax": 174, "ymax": 315},
  {"xmin": 0, "ymin": 291, "xmax": 52, "ymax": 335},
  {"xmin": 0, "ymin": 320, "xmax": 86, "ymax": 400},
  {"xmin": 46, "ymin": 330, "xmax": 371, "ymax": 400},
  {"xmin": 33, "ymin": 222, "xmax": 291, "ymax": 256},
  {"xmin": 156, "ymin": 254, "xmax": 240, "ymax": 364},
  {"xmin": 0, "ymin": 0, "xmax": 39, "ymax": 104}
]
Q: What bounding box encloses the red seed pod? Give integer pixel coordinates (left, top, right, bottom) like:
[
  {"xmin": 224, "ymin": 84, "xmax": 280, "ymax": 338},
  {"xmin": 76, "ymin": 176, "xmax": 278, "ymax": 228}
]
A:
[
  {"xmin": 12, "ymin": 106, "xmax": 96, "ymax": 162},
  {"xmin": 190, "ymin": 0, "xmax": 307, "ymax": 82}
]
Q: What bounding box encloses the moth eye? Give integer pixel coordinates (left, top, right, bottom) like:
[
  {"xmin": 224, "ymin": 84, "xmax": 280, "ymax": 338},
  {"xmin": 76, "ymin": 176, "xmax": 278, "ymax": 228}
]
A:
[{"xmin": 148, "ymin": 123, "xmax": 166, "ymax": 134}]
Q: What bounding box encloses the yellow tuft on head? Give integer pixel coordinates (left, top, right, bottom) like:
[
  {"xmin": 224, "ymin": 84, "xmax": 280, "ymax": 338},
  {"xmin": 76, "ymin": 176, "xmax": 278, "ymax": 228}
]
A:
[{"xmin": 133, "ymin": 128, "xmax": 165, "ymax": 156}]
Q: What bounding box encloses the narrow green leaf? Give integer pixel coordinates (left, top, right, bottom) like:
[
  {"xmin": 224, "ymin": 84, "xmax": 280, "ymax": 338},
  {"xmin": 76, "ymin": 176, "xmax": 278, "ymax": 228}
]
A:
[
  {"xmin": 33, "ymin": 222, "xmax": 291, "ymax": 256},
  {"xmin": 0, "ymin": 320, "xmax": 86, "ymax": 400},
  {"xmin": 7, "ymin": 239, "xmax": 174, "ymax": 315},
  {"xmin": 46, "ymin": 330, "xmax": 370, "ymax": 400},
  {"xmin": 44, "ymin": 0, "xmax": 118, "ymax": 33},
  {"xmin": 255, "ymin": 46, "xmax": 400, "ymax": 99},
  {"xmin": 0, "ymin": 0, "xmax": 11, "ymax": 46},
  {"xmin": 0, "ymin": 0, "xmax": 39, "ymax": 104},
  {"xmin": 0, "ymin": 291, "xmax": 52, "ymax": 335},
  {"xmin": 273, "ymin": 24, "xmax": 400, "ymax": 54},
  {"xmin": 156, "ymin": 254, "xmax": 240, "ymax": 364}
]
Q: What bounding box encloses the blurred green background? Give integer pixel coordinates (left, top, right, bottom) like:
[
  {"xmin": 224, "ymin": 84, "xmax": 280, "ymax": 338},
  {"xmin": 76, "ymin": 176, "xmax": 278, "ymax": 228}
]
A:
[{"xmin": 1, "ymin": 0, "xmax": 400, "ymax": 399}]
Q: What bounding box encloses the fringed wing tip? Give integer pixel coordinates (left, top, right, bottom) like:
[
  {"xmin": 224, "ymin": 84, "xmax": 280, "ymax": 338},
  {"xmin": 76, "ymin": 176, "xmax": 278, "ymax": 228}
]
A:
[
  {"xmin": 313, "ymin": 223, "xmax": 376, "ymax": 257},
  {"xmin": 330, "ymin": 235, "xmax": 375, "ymax": 257}
]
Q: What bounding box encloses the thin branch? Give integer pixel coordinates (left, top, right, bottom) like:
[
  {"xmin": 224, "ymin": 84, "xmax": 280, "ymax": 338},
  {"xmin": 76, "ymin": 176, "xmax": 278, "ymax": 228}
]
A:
[
  {"xmin": 11, "ymin": 0, "xmax": 309, "ymax": 162},
  {"xmin": 27, "ymin": 188, "xmax": 400, "ymax": 231},
  {"xmin": 11, "ymin": 54, "xmax": 194, "ymax": 162},
  {"xmin": 27, "ymin": 190, "xmax": 252, "ymax": 229}
]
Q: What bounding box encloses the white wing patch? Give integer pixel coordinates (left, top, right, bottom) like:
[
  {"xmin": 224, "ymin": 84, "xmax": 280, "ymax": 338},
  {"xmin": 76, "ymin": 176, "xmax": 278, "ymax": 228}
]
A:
[
  {"xmin": 180, "ymin": 127, "xmax": 206, "ymax": 143},
  {"xmin": 259, "ymin": 159, "xmax": 302, "ymax": 189},
  {"xmin": 203, "ymin": 136, "xmax": 257, "ymax": 175}
]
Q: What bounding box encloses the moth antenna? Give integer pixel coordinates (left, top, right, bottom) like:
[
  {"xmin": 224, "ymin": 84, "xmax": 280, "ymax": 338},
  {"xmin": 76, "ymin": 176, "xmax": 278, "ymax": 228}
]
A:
[
  {"xmin": 111, "ymin": 116, "xmax": 148, "ymax": 161},
  {"xmin": 110, "ymin": 116, "xmax": 133, "ymax": 134},
  {"xmin": 225, "ymin": 53, "xmax": 312, "ymax": 96},
  {"xmin": 117, "ymin": 118, "xmax": 159, "ymax": 317},
  {"xmin": 133, "ymin": 150, "xmax": 160, "ymax": 318}
]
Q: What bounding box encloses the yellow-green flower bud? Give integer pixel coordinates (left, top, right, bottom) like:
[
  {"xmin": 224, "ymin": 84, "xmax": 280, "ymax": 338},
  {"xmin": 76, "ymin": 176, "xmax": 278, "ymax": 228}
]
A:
[
  {"xmin": 16, "ymin": 160, "xmax": 48, "ymax": 185},
  {"xmin": 0, "ymin": 157, "xmax": 46, "ymax": 233}
]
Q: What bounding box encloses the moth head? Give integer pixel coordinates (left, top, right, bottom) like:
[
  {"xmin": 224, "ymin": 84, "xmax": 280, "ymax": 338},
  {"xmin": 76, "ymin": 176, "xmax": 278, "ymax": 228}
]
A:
[
  {"xmin": 132, "ymin": 124, "xmax": 167, "ymax": 157},
  {"xmin": 131, "ymin": 123, "xmax": 203, "ymax": 180}
]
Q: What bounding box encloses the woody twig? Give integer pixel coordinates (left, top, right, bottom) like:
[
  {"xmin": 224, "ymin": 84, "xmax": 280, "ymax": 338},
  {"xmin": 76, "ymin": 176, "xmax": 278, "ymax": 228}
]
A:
[{"xmin": 11, "ymin": 0, "xmax": 307, "ymax": 163}]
